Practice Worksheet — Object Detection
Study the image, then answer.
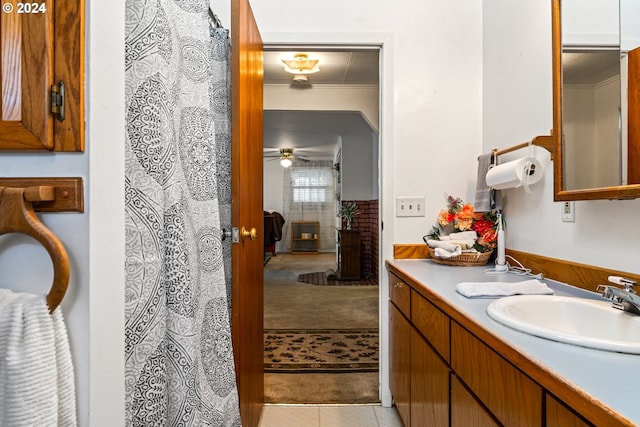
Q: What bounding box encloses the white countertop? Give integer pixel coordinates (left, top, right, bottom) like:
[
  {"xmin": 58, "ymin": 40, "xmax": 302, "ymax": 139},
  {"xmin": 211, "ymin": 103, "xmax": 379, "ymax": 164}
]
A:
[{"xmin": 387, "ymin": 259, "xmax": 640, "ymax": 425}]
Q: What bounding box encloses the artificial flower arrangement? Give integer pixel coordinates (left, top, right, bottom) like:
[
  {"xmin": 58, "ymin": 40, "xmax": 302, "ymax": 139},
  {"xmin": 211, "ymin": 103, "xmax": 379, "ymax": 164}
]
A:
[{"xmin": 426, "ymin": 194, "xmax": 499, "ymax": 254}]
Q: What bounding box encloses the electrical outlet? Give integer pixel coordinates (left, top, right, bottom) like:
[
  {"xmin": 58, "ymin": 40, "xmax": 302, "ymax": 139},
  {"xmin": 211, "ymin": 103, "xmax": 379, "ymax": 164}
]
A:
[
  {"xmin": 561, "ymin": 201, "xmax": 575, "ymax": 222},
  {"xmin": 396, "ymin": 197, "xmax": 425, "ymax": 217}
]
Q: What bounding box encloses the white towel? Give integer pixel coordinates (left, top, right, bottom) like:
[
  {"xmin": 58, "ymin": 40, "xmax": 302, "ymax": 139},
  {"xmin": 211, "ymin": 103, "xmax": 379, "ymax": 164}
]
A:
[
  {"xmin": 427, "ymin": 239, "xmax": 463, "ymax": 258},
  {"xmin": 0, "ymin": 289, "xmax": 77, "ymax": 427},
  {"xmin": 456, "ymin": 279, "xmax": 554, "ymax": 298},
  {"xmin": 440, "ymin": 231, "xmax": 478, "ymax": 241}
]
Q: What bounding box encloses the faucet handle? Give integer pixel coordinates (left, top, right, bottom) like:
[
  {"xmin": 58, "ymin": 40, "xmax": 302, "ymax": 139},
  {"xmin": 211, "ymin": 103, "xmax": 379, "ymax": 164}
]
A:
[{"xmin": 608, "ymin": 276, "xmax": 637, "ymax": 292}]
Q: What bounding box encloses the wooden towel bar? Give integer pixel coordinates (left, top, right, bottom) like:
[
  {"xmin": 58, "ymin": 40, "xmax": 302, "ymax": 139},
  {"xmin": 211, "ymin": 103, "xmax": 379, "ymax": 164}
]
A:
[
  {"xmin": 0, "ymin": 186, "xmax": 70, "ymax": 313},
  {"xmin": 493, "ymin": 135, "xmax": 554, "ymax": 160}
]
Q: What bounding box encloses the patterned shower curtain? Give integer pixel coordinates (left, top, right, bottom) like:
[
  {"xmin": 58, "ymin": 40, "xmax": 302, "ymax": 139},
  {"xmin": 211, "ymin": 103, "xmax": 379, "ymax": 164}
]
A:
[{"xmin": 124, "ymin": 1, "xmax": 240, "ymax": 426}]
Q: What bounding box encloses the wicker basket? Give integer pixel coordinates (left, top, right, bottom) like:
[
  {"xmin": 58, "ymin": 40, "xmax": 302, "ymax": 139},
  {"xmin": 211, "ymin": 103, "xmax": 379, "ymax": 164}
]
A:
[{"xmin": 428, "ymin": 248, "xmax": 493, "ymax": 266}]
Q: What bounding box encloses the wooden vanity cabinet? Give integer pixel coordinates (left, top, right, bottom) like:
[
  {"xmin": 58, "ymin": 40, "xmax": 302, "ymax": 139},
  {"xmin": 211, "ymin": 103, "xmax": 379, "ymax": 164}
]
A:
[
  {"xmin": 389, "ymin": 274, "xmax": 450, "ymax": 427},
  {"xmin": 388, "ymin": 269, "xmax": 605, "ymax": 427}
]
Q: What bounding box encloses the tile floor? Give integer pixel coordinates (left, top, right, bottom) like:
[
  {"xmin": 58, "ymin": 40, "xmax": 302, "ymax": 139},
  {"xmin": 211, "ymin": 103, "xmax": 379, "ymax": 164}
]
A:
[{"xmin": 259, "ymin": 404, "xmax": 404, "ymax": 427}]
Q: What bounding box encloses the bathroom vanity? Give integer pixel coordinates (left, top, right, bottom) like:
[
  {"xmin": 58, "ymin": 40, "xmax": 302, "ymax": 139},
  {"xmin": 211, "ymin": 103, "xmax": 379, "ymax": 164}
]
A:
[{"xmin": 387, "ymin": 259, "xmax": 639, "ymax": 427}]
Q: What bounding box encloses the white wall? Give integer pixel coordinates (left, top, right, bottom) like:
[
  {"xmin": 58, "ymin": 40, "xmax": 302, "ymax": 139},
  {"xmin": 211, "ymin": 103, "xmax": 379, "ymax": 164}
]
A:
[
  {"xmin": 483, "ymin": 0, "xmax": 640, "ymax": 274},
  {"xmin": 341, "ymin": 132, "xmax": 377, "ymax": 200}
]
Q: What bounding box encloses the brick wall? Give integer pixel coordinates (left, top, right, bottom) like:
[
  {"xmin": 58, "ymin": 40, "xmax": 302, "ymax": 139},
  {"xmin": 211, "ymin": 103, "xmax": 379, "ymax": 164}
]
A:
[{"xmin": 341, "ymin": 199, "xmax": 379, "ymax": 285}]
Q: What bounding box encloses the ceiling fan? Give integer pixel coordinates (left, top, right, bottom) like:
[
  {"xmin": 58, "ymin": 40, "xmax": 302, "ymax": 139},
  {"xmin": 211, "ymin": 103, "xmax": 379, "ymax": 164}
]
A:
[{"xmin": 264, "ymin": 148, "xmax": 310, "ymax": 167}]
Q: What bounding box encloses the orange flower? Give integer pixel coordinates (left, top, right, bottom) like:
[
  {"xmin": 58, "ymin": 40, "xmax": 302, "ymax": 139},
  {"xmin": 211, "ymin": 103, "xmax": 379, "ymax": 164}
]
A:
[{"xmin": 438, "ymin": 209, "xmax": 451, "ymax": 226}]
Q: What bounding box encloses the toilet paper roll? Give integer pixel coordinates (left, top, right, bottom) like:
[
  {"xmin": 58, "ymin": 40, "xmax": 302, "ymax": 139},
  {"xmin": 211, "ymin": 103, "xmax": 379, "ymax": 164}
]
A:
[{"xmin": 485, "ymin": 157, "xmax": 544, "ymax": 190}]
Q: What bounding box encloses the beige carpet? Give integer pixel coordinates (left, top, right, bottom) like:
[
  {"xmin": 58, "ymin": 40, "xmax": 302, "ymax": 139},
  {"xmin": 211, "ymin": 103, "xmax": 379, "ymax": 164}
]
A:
[{"xmin": 264, "ymin": 253, "xmax": 379, "ymax": 404}]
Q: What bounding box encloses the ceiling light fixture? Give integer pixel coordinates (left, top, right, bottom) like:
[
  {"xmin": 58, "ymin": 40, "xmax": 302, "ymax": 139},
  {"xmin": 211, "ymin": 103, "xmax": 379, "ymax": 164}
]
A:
[
  {"xmin": 282, "ymin": 53, "xmax": 320, "ymax": 74},
  {"xmin": 280, "ymin": 157, "xmax": 292, "ymax": 168},
  {"xmin": 279, "ymin": 148, "xmax": 294, "ymax": 167}
]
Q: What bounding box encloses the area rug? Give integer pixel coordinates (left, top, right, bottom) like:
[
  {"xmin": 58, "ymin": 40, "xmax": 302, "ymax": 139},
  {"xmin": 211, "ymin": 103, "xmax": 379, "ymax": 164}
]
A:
[
  {"xmin": 264, "ymin": 329, "xmax": 379, "ymax": 373},
  {"xmin": 297, "ymin": 271, "xmax": 377, "ymax": 286}
]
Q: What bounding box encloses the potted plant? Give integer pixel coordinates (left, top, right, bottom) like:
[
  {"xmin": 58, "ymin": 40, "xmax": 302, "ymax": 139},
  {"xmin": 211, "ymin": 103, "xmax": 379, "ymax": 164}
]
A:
[{"xmin": 340, "ymin": 201, "xmax": 360, "ymax": 230}]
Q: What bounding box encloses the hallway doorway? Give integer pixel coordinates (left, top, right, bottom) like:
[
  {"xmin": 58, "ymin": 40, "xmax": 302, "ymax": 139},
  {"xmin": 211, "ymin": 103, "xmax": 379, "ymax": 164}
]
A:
[{"xmin": 262, "ymin": 46, "xmax": 381, "ymax": 404}]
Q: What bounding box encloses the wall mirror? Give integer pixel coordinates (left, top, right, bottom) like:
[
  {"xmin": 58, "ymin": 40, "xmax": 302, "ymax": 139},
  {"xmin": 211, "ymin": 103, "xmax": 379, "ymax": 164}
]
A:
[{"xmin": 552, "ymin": 0, "xmax": 640, "ymax": 200}]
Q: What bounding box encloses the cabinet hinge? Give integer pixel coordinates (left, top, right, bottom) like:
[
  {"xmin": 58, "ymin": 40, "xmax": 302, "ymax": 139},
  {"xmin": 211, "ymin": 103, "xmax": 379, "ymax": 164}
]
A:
[{"xmin": 50, "ymin": 81, "xmax": 65, "ymax": 122}]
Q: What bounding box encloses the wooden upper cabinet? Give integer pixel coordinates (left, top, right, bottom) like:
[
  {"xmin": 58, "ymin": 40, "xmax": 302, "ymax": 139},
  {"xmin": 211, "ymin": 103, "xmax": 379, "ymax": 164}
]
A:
[{"xmin": 0, "ymin": 0, "xmax": 84, "ymax": 151}]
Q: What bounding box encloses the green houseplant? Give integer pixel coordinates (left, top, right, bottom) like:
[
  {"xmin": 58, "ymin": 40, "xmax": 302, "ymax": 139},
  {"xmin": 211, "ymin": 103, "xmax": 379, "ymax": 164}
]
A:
[{"xmin": 340, "ymin": 202, "xmax": 360, "ymax": 230}]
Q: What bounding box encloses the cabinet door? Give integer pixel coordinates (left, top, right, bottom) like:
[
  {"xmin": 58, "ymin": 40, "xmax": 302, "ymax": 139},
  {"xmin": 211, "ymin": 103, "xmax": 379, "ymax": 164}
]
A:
[
  {"xmin": 390, "ymin": 303, "xmax": 411, "ymax": 427},
  {"xmin": 0, "ymin": 1, "xmax": 84, "ymax": 151},
  {"xmin": 411, "ymin": 328, "xmax": 449, "ymax": 427},
  {"xmin": 451, "ymin": 322, "xmax": 542, "ymax": 427},
  {"xmin": 546, "ymin": 394, "xmax": 593, "ymax": 427},
  {"xmin": 451, "ymin": 374, "xmax": 499, "ymax": 427},
  {"xmin": 337, "ymin": 230, "xmax": 360, "ymax": 279}
]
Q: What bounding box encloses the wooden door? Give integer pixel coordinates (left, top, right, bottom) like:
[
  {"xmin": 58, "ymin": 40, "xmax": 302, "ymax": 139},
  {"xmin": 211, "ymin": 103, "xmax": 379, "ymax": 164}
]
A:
[{"xmin": 231, "ymin": 0, "xmax": 264, "ymax": 425}]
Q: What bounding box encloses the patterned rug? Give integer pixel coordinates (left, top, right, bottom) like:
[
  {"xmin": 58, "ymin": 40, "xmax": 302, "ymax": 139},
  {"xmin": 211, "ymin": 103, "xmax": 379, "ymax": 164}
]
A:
[
  {"xmin": 264, "ymin": 329, "xmax": 379, "ymax": 373},
  {"xmin": 297, "ymin": 271, "xmax": 377, "ymax": 286}
]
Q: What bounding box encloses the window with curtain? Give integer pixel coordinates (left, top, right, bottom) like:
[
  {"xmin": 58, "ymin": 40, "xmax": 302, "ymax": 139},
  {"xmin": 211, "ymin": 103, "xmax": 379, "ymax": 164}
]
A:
[{"xmin": 281, "ymin": 160, "xmax": 337, "ymax": 252}]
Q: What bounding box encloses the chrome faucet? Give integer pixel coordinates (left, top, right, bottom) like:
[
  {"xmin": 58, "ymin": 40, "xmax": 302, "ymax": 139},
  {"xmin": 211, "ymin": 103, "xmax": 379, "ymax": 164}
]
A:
[{"xmin": 597, "ymin": 276, "xmax": 640, "ymax": 315}]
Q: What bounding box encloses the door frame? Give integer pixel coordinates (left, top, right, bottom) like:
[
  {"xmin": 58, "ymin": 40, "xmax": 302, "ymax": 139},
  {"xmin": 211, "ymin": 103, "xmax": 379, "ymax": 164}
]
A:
[{"xmin": 263, "ymin": 33, "xmax": 395, "ymax": 406}]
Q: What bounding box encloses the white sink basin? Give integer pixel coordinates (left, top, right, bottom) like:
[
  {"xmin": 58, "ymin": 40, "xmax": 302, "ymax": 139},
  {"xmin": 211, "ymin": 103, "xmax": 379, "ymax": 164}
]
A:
[{"xmin": 487, "ymin": 295, "xmax": 640, "ymax": 354}]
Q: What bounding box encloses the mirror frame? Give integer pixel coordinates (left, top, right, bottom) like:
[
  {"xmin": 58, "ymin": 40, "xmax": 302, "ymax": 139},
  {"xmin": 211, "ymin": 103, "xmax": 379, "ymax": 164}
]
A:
[{"xmin": 552, "ymin": 0, "xmax": 640, "ymax": 201}]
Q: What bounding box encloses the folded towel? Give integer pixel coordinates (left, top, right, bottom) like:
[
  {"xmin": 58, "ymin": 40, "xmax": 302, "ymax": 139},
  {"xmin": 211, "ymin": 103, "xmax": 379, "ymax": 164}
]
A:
[
  {"xmin": 456, "ymin": 279, "xmax": 554, "ymax": 298},
  {"xmin": 426, "ymin": 239, "xmax": 463, "ymax": 258},
  {"xmin": 0, "ymin": 289, "xmax": 77, "ymax": 427},
  {"xmin": 435, "ymin": 246, "xmax": 462, "ymax": 258},
  {"xmin": 474, "ymin": 152, "xmax": 502, "ymax": 212},
  {"xmin": 446, "ymin": 239, "xmax": 476, "ymax": 249},
  {"xmin": 440, "ymin": 231, "xmax": 478, "ymax": 241}
]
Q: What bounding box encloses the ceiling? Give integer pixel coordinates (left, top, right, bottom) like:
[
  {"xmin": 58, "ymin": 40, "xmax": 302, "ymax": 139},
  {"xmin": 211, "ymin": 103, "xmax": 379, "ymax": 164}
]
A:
[
  {"xmin": 562, "ymin": 50, "xmax": 620, "ymax": 85},
  {"xmin": 263, "ymin": 49, "xmax": 379, "ymax": 160},
  {"xmin": 263, "ymin": 50, "xmax": 379, "ymax": 85}
]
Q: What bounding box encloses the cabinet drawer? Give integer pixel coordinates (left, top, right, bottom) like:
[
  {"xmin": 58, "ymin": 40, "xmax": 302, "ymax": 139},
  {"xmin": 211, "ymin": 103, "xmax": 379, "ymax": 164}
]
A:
[
  {"xmin": 451, "ymin": 322, "xmax": 542, "ymax": 427},
  {"xmin": 411, "ymin": 291, "xmax": 450, "ymax": 362},
  {"xmin": 389, "ymin": 273, "xmax": 411, "ymax": 317}
]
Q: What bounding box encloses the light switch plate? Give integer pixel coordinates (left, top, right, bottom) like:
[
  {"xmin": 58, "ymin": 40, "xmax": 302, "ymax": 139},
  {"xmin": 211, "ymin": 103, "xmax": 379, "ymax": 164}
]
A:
[
  {"xmin": 396, "ymin": 197, "xmax": 425, "ymax": 217},
  {"xmin": 561, "ymin": 201, "xmax": 575, "ymax": 222}
]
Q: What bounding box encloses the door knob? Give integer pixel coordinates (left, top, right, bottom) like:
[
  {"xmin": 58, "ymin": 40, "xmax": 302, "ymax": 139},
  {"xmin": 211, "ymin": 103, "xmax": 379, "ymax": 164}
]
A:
[{"xmin": 241, "ymin": 226, "xmax": 257, "ymax": 241}]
